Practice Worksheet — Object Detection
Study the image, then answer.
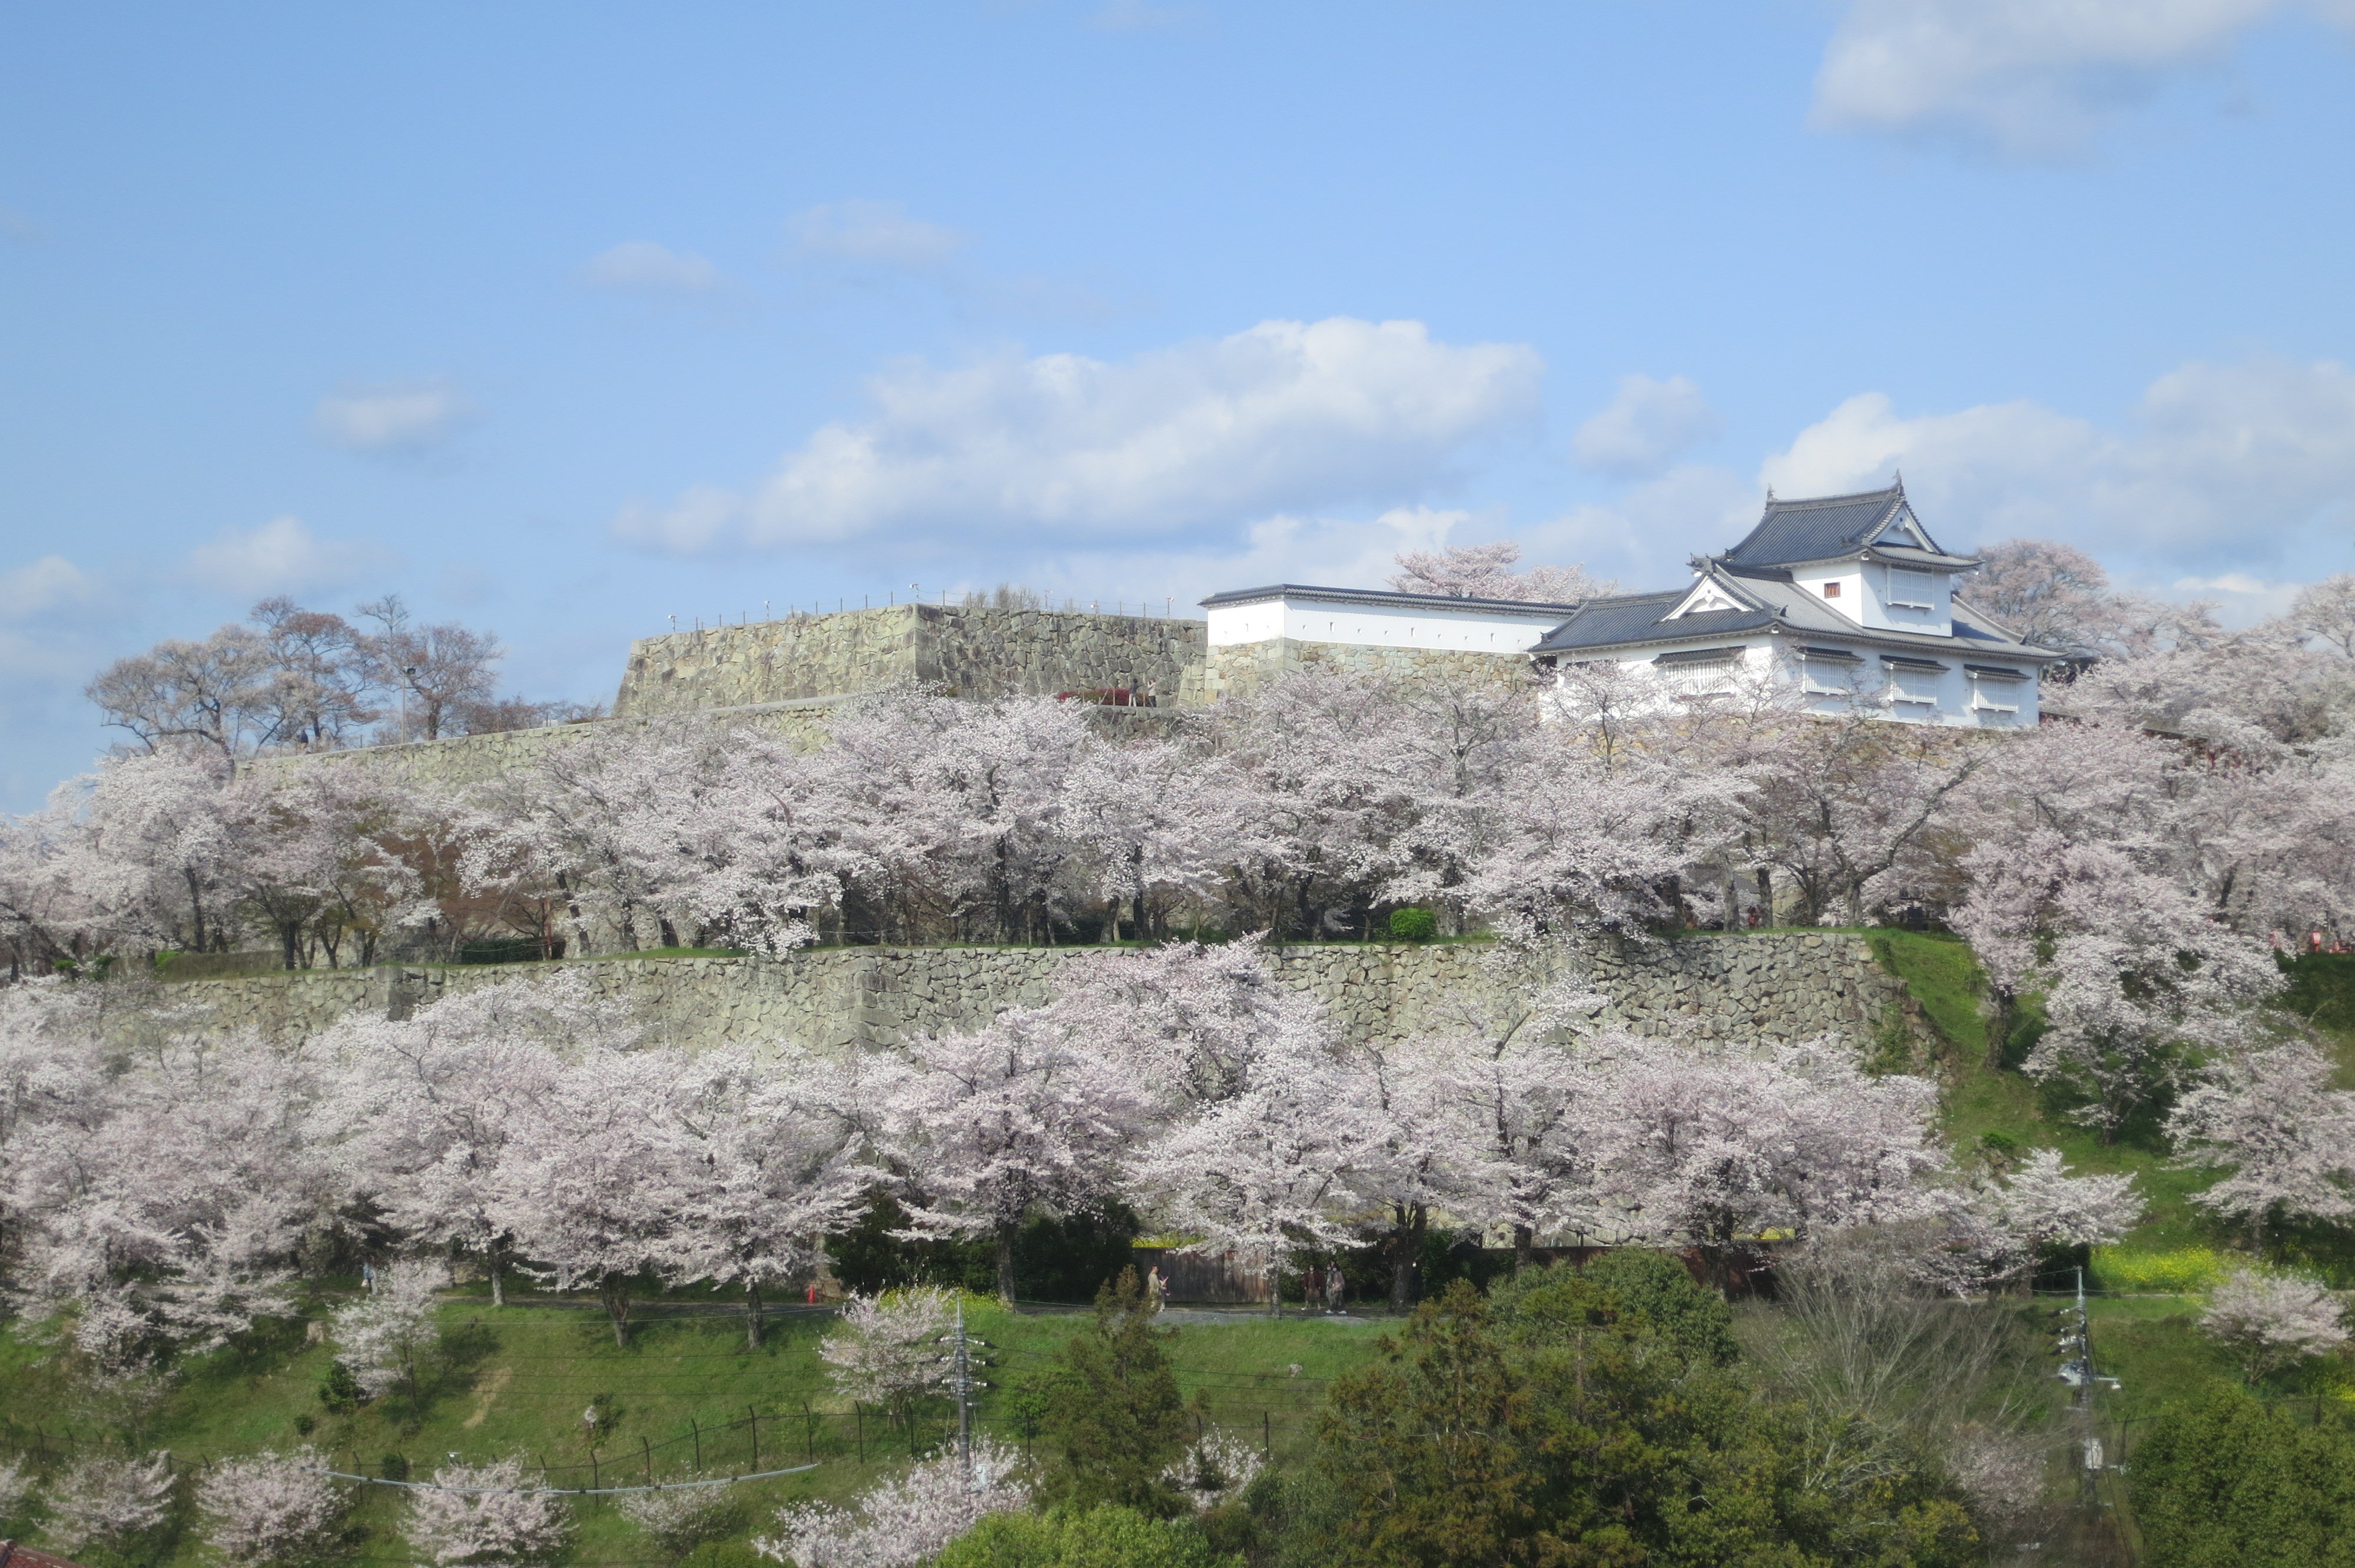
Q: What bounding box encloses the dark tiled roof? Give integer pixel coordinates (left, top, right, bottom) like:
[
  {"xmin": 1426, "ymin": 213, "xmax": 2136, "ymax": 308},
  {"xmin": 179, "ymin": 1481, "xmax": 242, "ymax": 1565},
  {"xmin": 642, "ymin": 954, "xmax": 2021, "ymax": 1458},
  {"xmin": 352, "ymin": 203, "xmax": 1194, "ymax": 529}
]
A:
[
  {"xmin": 1720, "ymin": 484, "xmax": 1936, "ymax": 570},
  {"xmin": 1532, "ymin": 597, "xmax": 1774, "ymax": 655},
  {"xmin": 1197, "ymin": 583, "xmax": 1583, "ymax": 615}
]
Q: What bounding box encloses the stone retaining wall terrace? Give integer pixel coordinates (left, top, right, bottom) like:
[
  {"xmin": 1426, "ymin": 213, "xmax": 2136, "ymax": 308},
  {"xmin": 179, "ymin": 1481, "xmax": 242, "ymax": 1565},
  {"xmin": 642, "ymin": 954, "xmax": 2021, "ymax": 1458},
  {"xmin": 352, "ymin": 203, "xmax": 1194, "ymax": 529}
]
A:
[
  {"xmin": 1177, "ymin": 637, "xmax": 1538, "ymax": 704},
  {"xmin": 166, "ymin": 932, "xmax": 1933, "ymax": 1059},
  {"xmin": 613, "ymin": 603, "xmax": 1209, "ymax": 717}
]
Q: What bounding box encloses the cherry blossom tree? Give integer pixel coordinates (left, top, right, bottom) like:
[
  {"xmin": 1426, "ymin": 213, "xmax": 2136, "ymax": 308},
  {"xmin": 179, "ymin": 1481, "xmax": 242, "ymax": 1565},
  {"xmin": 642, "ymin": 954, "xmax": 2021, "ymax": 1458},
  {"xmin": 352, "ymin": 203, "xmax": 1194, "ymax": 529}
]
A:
[
  {"xmin": 490, "ymin": 1044, "xmax": 702, "ymax": 1346},
  {"xmin": 754, "ymin": 1438, "xmax": 1027, "ymax": 1568},
  {"xmin": 1336, "ymin": 1032, "xmax": 1500, "ymax": 1308},
  {"xmin": 2199, "ymin": 1270, "xmax": 2350, "ymax": 1383},
  {"xmin": 1581, "ymin": 1034, "xmax": 1946, "ymax": 1278},
  {"xmin": 314, "ymin": 974, "xmax": 618, "ymax": 1305},
  {"xmin": 404, "ymin": 1457, "xmax": 572, "ymax": 1567},
  {"xmin": 618, "ymin": 1483, "xmax": 738, "ymax": 1556},
  {"xmin": 196, "ymin": 1446, "xmax": 347, "ymax": 1567},
  {"xmin": 86, "ymin": 622, "xmax": 282, "ymax": 764},
  {"xmin": 5, "ymin": 1018, "xmax": 329, "ymax": 1367},
  {"xmin": 1955, "ymin": 717, "xmax": 2284, "ymax": 1137},
  {"xmin": 1125, "ymin": 1012, "xmax": 1361, "ymax": 1314},
  {"xmin": 1984, "ymin": 1148, "xmax": 2145, "ymax": 1255},
  {"xmin": 1969, "ymin": 539, "xmax": 2128, "ymax": 661},
  {"xmin": 871, "ymin": 1007, "xmax": 1156, "ymax": 1304},
  {"xmin": 46, "ymin": 1450, "xmax": 175, "ymax": 1553},
  {"xmin": 819, "ymin": 1288, "xmax": 957, "ymax": 1433},
  {"xmin": 1389, "ymin": 540, "xmax": 1611, "ymax": 604},
  {"xmin": 1163, "ymin": 1429, "xmax": 1264, "ymax": 1513},
  {"xmin": 2168, "ymin": 1038, "xmax": 2355, "ymax": 1251},
  {"xmin": 330, "ymin": 1257, "xmax": 448, "ymax": 1400},
  {"xmin": 661, "ymin": 1047, "xmax": 875, "ymax": 1346},
  {"xmin": 52, "ymin": 748, "xmax": 243, "ymax": 954}
]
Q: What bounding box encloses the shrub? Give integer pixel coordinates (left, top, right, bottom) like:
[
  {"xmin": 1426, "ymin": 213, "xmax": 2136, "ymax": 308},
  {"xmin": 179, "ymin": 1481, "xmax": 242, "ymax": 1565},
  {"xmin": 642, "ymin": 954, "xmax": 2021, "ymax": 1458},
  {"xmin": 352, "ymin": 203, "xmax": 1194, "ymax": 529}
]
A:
[
  {"xmin": 318, "ymin": 1358, "xmax": 363, "ymax": 1413},
  {"xmin": 937, "ymin": 1504, "xmax": 1232, "ymax": 1568},
  {"xmin": 1387, "ymin": 908, "xmax": 1437, "ymax": 942}
]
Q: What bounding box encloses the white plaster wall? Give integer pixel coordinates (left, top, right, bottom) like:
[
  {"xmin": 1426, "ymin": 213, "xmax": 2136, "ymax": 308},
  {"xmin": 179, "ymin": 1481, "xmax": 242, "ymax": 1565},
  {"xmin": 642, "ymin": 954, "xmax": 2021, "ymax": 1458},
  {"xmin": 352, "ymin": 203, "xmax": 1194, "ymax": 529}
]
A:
[
  {"xmin": 1565, "ymin": 638, "xmax": 2038, "ymax": 730},
  {"xmin": 1207, "ymin": 594, "xmax": 1568, "ymax": 653},
  {"xmin": 1856, "ymin": 563, "xmax": 1954, "ymax": 636}
]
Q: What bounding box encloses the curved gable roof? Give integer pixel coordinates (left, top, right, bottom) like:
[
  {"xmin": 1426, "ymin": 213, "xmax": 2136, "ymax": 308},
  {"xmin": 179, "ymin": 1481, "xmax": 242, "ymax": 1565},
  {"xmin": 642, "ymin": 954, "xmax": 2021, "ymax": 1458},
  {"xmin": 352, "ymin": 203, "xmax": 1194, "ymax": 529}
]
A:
[{"xmin": 1719, "ymin": 483, "xmax": 1966, "ymax": 570}]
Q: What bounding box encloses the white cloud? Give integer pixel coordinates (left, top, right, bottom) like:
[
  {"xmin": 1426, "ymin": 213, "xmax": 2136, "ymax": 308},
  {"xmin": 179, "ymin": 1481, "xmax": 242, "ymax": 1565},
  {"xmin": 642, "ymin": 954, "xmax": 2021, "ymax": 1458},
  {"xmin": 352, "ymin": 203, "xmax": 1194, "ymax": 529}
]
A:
[
  {"xmin": 0, "ymin": 555, "xmax": 93, "ymax": 617},
  {"xmin": 1001, "ymin": 505, "xmax": 1465, "ymax": 616},
  {"xmin": 614, "ymin": 317, "xmax": 1544, "ymax": 552},
  {"xmin": 310, "ymin": 381, "xmax": 472, "ymax": 453},
  {"xmin": 583, "ymin": 240, "xmax": 725, "ymax": 294},
  {"xmin": 1525, "ymin": 464, "xmax": 1763, "ymax": 587},
  {"xmin": 2174, "ymin": 571, "xmax": 2305, "ymax": 623},
  {"xmin": 1809, "ymin": 0, "xmax": 2344, "ymax": 154},
  {"xmin": 785, "ymin": 200, "xmax": 970, "ymax": 268},
  {"xmin": 185, "ymin": 516, "xmax": 392, "ymax": 597},
  {"xmin": 1758, "ymin": 357, "xmax": 2355, "ymax": 568},
  {"xmin": 1570, "ymin": 374, "xmax": 1723, "ymax": 479}
]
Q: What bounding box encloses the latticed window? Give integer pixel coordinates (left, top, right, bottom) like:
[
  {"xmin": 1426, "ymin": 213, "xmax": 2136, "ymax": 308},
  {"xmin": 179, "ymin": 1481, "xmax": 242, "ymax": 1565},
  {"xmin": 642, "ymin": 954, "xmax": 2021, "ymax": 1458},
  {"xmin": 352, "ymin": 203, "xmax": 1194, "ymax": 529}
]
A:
[
  {"xmin": 1886, "ymin": 660, "xmax": 1943, "ymax": 706},
  {"xmin": 1886, "ymin": 567, "xmax": 1936, "ymax": 609}
]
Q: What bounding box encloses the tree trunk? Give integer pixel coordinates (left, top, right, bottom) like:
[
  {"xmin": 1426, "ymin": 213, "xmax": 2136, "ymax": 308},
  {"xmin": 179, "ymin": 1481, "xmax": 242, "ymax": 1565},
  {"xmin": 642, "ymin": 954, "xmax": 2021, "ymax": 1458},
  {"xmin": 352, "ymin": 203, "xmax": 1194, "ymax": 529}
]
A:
[
  {"xmin": 995, "ymin": 1228, "xmax": 1017, "ymax": 1307},
  {"xmin": 1389, "ymin": 1205, "xmax": 1427, "ymax": 1310},
  {"xmin": 1984, "ymin": 992, "xmax": 2012, "ymax": 1071},
  {"xmin": 186, "ymin": 866, "xmax": 207, "ymax": 952},
  {"xmin": 601, "ymin": 1276, "xmax": 631, "ymax": 1348},
  {"xmin": 489, "ymin": 1241, "xmax": 506, "ymax": 1308},
  {"xmin": 747, "ymin": 1281, "xmax": 764, "ymax": 1349},
  {"xmin": 282, "ymin": 920, "xmax": 301, "ymax": 971},
  {"xmin": 1512, "ymin": 1224, "xmax": 1534, "ymax": 1273}
]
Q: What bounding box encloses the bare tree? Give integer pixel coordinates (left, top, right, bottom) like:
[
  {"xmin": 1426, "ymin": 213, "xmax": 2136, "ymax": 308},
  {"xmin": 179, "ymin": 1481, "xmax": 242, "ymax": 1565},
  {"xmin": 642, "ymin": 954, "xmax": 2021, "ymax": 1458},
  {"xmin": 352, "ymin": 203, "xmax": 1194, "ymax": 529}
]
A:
[
  {"xmin": 358, "ymin": 594, "xmax": 503, "ymax": 741},
  {"xmin": 249, "ymin": 596, "xmax": 377, "ymax": 746},
  {"xmin": 84, "ymin": 624, "xmax": 279, "ymax": 765},
  {"xmin": 1744, "ymin": 1226, "xmax": 2053, "ymax": 1552}
]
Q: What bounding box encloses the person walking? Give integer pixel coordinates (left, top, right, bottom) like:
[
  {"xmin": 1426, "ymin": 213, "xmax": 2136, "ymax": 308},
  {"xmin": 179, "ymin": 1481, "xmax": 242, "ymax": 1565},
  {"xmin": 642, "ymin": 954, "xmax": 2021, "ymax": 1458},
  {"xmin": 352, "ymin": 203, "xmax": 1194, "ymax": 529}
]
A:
[{"xmin": 1325, "ymin": 1264, "xmax": 1345, "ymax": 1314}]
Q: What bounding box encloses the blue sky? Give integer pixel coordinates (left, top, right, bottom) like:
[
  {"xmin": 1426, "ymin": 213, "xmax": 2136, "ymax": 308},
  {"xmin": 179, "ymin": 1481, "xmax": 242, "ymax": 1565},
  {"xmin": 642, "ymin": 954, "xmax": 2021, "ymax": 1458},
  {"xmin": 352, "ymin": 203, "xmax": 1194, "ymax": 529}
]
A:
[{"xmin": 5, "ymin": 1, "xmax": 2354, "ymax": 806}]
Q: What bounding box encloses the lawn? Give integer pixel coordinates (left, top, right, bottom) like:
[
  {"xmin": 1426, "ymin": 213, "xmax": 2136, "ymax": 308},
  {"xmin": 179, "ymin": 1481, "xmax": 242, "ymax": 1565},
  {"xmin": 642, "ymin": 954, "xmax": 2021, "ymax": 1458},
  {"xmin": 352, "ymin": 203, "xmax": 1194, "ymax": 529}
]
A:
[{"xmin": 0, "ymin": 1288, "xmax": 1392, "ymax": 1567}]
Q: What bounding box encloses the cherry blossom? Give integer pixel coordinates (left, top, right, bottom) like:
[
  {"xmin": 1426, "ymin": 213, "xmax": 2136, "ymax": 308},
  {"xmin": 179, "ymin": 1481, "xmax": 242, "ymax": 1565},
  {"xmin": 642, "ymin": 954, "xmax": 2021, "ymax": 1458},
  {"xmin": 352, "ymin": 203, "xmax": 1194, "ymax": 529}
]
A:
[
  {"xmin": 330, "ymin": 1257, "xmax": 449, "ymax": 1398},
  {"xmin": 404, "ymin": 1457, "xmax": 572, "ymax": 1568},
  {"xmin": 1389, "ymin": 540, "xmax": 1611, "ymax": 603},
  {"xmin": 196, "ymin": 1446, "xmax": 347, "ymax": 1567},
  {"xmin": 661, "ymin": 1045, "xmax": 877, "ymax": 1346},
  {"xmin": 1163, "ymin": 1429, "xmax": 1265, "ymax": 1511},
  {"xmin": 1985, "ymin": 1148, "xmax": 2144, "ymax": 1253},
  {"xmin": 2199, "ymin": 1270, "xmax": 2350, "ymax": 1381},
  {"xmin": 45, "ymin": 1450, "xmax": 175, "ymax": 1553},
  {"xmin": 2168, "ymin": 1038, "xmax": 2355, "ymax": 1251},
  {"xmin": 754, "ymin": 1438, "xmax": 1027, "ymax": 1568},
  {"xmin": 818, "ymin": 1288, "xmax": 957, "ymax": 1430}
]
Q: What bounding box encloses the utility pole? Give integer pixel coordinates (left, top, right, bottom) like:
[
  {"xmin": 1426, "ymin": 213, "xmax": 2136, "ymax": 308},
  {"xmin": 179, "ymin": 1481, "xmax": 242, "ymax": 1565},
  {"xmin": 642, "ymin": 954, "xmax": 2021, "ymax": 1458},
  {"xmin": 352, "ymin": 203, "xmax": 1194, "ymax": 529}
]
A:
[
  {"xmin": 2057, "ymin": 1266, "xmax": 2121, "ymax": 1507},
  {"xmin": 940, "ymin": 1302, "xmax": 991, "ymax": 1489},
  {"xmin": 955, "ymin": 1298, "xmax": 972, "ymax": 1486}
]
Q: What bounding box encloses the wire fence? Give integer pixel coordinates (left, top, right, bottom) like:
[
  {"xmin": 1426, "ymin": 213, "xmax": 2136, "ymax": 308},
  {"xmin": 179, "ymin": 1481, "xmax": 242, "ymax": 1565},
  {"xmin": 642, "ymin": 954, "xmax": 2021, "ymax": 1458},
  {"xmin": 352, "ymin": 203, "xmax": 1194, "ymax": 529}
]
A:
[{"xmin": 0, "ymin": 1384, "xmax": 1334, "ymax": 1497}]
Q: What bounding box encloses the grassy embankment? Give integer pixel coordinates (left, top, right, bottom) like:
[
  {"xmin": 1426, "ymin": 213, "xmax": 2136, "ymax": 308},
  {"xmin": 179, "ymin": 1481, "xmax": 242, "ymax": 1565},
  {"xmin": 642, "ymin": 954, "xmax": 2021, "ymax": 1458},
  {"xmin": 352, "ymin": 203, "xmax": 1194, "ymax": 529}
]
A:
[
  {"xmin": 0, "ymin": 1290, "xmax": 1383, "ymax": 1567},
  {"xmin": 1844, "ymin": 929, "xmax": 2355, "ymax": 1442}
]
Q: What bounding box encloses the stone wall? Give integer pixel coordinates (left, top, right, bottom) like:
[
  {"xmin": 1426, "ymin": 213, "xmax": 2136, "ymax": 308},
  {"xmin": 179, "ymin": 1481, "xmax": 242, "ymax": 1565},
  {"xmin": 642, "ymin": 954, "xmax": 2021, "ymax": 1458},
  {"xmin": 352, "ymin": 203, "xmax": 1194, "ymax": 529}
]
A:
[
  {"xmin": 248, "ymin": 703, "xmax": 844, "ymax": 792},
  {"xmin": 1178, "ymin": 637, "xmax": 1539, "ymax": 704},
  {"xmin": 165, "ymin": 932, "xmax": 1933, "ymax": 1059},
  {"xmin": 613, "ymin": 604, "xmax": 1209, "ymax": 717}
]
